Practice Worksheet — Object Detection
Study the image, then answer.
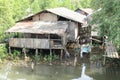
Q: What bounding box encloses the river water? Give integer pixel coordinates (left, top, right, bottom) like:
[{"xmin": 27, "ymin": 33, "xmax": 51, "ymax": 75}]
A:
[{"xmin": 0, "ymin": 61, "xmax": 120, "ymax": 80}]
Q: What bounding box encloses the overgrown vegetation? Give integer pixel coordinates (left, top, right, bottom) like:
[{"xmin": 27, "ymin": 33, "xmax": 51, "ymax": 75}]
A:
[
  {"xmin": 33, "ymin": 53, "xmax": 59, "ymax": 63},
  {"xmin": 0, "ymin": 44, "xmax": 21, "ymax": 63},
  {"xmin": 90, "ymin": 0, "xmax": 120, "ymax": 53},
  {"xmin": 0, "ymin": 44, "xmax": 59, "ymax": 63},
  {"xmin": 0, "ymin": 44, "xmax": 7, "ymax": 63}
]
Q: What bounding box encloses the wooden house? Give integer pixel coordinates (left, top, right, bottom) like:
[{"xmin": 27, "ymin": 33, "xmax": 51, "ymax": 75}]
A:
[
  {"xmin": 6, "ymin": 7, "xmax": 86, "ymax": 56},
  {"xmin": 75, "ymin": 8, "xmax": 93, "ymax": 44}
]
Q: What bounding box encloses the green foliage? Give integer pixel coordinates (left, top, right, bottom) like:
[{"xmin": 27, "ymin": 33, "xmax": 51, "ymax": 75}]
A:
[
  {"xmin": 91, "ymin": 0, "xmax": 120, "ymax": 52},
  {"xmin": 0, "ymin": 44, "xmax": 7, "ymax": 63},
  {"xmin": 34, "ymin": 54, "xmax": 41, "ymax": 62},
  {"xmin": 13, "ymin": 50, "xmax": 20, "ymax": 58},
  {"xmin": 10, "ymin": 50, "xmax": 21, "ymax": 60},
  {"xmin": 43, "ymin": 54, "xmax": 59, "ymax": 62}
]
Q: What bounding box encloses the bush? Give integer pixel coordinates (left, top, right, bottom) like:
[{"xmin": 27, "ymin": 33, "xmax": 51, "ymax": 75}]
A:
[{"xmin": 0, "ymin": 44, "xmax": 8, "ymax": 63}]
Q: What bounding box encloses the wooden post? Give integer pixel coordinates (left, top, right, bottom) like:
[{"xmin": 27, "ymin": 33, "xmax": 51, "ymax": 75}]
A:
[
  {"xmin": 49, "ymin": 49, "xmax": 52, "ymax": 65},
  {"xmin": 23, "ymin": 48, "xmax": 27, "ymax": 61},
  {"xmin": 49, "ymin": 34, "xmax": 52, "ymax": 65},
  {"xmin": 103, "ymin": 51, "xmax": 106, "ymax": 65},
  {"xmin": 8, "ymin": 33, "xmax": 11, "ymax": 54},
  {"xmin": 103, "ymin": 56, "xmax": 106, "ymax": 65},
  {"xmin": 74, "ymin": 54, "xmax": 77, "ymax": 66},
  {"xmin": 9, "ymin": 46, "xmax": 11, "ymax": 54},
  {"xmin": 35, "ymin": 49, "xmax": 38, "ymax": 56},
  {"xmin": 60, "ymin": 49, "xmax": 63, "ymax": 62},
  {"xmin": 35, "ymin": 49, "xmax": 38, "ymax": 64}
]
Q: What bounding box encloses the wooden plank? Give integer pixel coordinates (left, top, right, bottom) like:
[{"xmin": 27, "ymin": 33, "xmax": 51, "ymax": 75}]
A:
[
  {"xmin": 105, "ymin": 41, "xmax": 119, "ymax": 58},
  {"xmin": 40, "ymin": 12, "xmax": 57, "ymax": 21},
  {"xmin": 9, "ymin": 38, "xmax": 50, "ymax": 49},
  {"xmin": 9, "ymin": 38, "xmax": 65, "ymax": 49}
]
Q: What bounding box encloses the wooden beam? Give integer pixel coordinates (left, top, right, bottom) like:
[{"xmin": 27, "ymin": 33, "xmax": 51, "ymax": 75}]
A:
[{"xmin": 91, "ymin": 37, "xmax": 101, "ymax": 42}]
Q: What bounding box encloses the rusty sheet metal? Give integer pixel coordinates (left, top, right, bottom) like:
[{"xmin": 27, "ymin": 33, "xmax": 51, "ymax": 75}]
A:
[
  {"xmin": 6, "ymin": 21, "xmax": 68, "ymax": 35},
  {"xmin": 18, "ymin": 7, "xmax": 86, "ymax": 24},
  {"xmin": 47, "ymin": 7, "xmax": 86, "ymax": 24}
]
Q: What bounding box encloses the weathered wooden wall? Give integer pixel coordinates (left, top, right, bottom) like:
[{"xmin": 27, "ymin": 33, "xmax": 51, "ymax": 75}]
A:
[
  {"xmin": 32, "ymin": 12, "xmax": 58, "ymax": 21},
  {"xmin": 68, "ymin": 21, "xmax": 75, "ymax": 41},
  {"xmin": 9, "ymin": 38, "xmax": 49, "ymax": 49},
  {"xmin": 40, "ymin": 12, "xmax": 57, "ymax": 21},
  {"xmin": 9, "ymin": 38, "xmax": 65, "ymax": 49},
  {"xmin": 32, "ymin": 15, "xmax": 40, "ymax": 21}
]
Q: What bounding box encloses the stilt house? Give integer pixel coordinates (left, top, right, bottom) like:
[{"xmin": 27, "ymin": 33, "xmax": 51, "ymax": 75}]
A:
[{"xmin": 6, "ymin": 7, "xmax": 86, "ymax": 54}]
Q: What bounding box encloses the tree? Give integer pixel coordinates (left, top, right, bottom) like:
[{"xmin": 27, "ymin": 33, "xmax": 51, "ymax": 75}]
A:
[
  {"xmin": 91, "ymin": 0, "xmax": 120, "ymax": 51},
  {"xmin": 0, "ymin": 0, "xmax": 30, "ymax": 42}
]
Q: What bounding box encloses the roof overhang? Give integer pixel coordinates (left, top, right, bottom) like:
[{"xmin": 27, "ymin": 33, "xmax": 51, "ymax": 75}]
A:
[
  {"xmin": 6, "ymin": 21, "xmax": 68, "ymax": 35},
  {"xmin": 18, "ymin": 7, "xmax": 86, "ymax": 24}
]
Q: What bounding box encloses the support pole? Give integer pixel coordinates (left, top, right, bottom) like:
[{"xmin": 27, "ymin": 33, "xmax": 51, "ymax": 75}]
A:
[
  {"xmin": 74, "ymin": 54, "xmax": 77, "ymax": 66},
  {"xmin": 103, "ymin": 52, "xmax": 106, "ymax": 65},
  {"xmin": 8, "ymin": 33, "xmax": 11, "ymax": 54},
  {"xmin": 60, "ymin": 49, "xmax": 63, "ymax": 62},
  {"xmin": 9, "ymin": 46, "xmax": 11, "ymax": 54},
  {"xmin": 49, "ymin": 34, "xmax": 52, "ymax": 65},
  {"xmin": 35, "ymin": 49, "xmax": 38, "ymax": 64},
  {"xmin": 103, "ymin": 56, "xmax": 106, "ymax": 65},
  {"xmin": 49, "ymin": 49, "xmax": 52, "ymax": 65},
  {"xmin": 35, "ymin": 49, "xmax": 38, "ymax": 56},
  {"xmin": 23, "ymin": 48, "xmax": 27, "ymax": 61}
]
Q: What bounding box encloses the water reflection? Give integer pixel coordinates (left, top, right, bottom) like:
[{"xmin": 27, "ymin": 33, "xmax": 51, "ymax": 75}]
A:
[
  {"xmin": 0, "ymin": 62, "xmax": 12, "ymax": 80},
  {"xmin": 0, "ymin": 62, "xmax": 120, "ymax": 80},
  {"xmin": 72, "ymin": 64, "xmax": 93, "ymax": 80}
]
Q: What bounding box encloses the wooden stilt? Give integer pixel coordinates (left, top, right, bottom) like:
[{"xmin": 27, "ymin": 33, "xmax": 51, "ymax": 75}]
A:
[
  {"xmin": 9, "ymin": 46, "xmax": 11, "ymax": 54},
  {"xmin": 60, "ymin": 49, "xmax": 63, "ymax": 62},
  {"xmin": 35, "ymin": 49, "xmax": 38, "ymax": 64},
  {"xmin": 103, "ymin": 55, "xmax": 106, "ymax": 65},
  {"xmin": 8, "ymin": 33, "xmax": 11, "ymax": 54},
  {"xmin": 103, "ymin": 51, "xmax": 107, "ymax": 65},
  {"xmin": 49, "ymin": 49, "xmax": 52, "ymax": 65},
  {"xmin": 74, "ymin": 54, "xmax": 77, "ymax": 66},
  {"xmin": 103, "ymin": 57, "xmax": 106, "ymax": 65},
  {"xmin": 23, "ymin": 48, "xmax": 27, "ymax": 61},
  {"xmin": 35, "ymin": 49, "xmax": 38, "ymax": 56}
]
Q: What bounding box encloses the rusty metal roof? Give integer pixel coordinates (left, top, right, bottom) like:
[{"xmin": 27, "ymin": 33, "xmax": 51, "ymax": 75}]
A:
[
  {"xmin": 46, "ymin": 7, "xmax": 86, "ymax": 23},
  {"xmin": 81, "ymin": 8, "xmax": 93, "ymax": 14},
  {"xmin": 18, "ymin": 7, "xmax": 86, "ymax": 24},
  {"xmin": 6, "ymin": 21, "xmax": 68, "ymax": 35}
]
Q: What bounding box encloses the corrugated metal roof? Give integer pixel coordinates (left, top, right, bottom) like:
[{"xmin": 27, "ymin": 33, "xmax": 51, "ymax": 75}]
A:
[
  {"xmin": 46, "ymin": 7, "xmax": 86, "ymax": 24},
  {"xmin": 18, "ymin": 7, "xmax": 86, "ymax": 24},
  {"xmin": 81, "ymin": 8, "xmax": 93, "ymax": 14},
  {"xmin": 6, "ymin": 21, "xmax": 68, "ymax": 35}
]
